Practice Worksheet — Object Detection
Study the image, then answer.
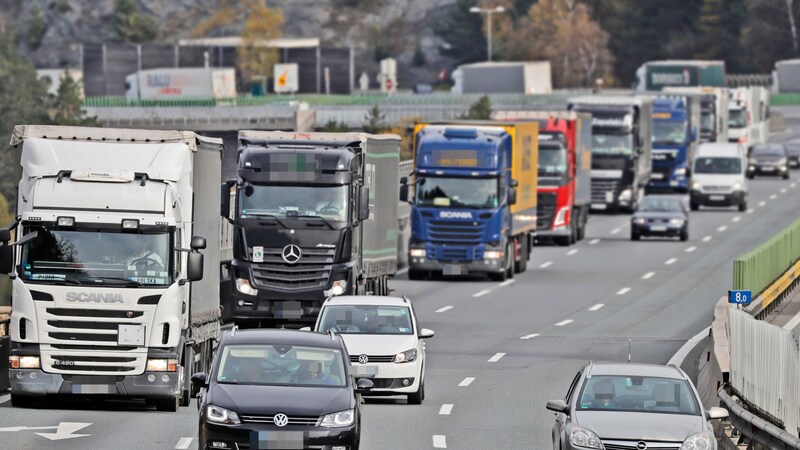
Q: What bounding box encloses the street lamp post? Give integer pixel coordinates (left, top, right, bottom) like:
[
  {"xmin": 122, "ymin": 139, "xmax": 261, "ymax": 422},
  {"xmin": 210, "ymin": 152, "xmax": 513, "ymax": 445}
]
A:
[{"xmin": 469, "ymin": 6, "xmax": 506, "ymax": 62}]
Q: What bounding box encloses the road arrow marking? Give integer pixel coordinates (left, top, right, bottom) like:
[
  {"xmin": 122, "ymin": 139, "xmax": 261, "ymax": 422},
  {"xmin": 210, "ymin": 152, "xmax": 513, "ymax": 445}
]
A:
[{"xmin": 0, "ymin": 422, "xmax": 92, "ymax": 441}]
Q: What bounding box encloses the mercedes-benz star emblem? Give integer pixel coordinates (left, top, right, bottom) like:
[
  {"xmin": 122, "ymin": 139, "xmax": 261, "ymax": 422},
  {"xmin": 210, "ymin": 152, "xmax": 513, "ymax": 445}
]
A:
[
  {"xmin": 273, "ymin": 413, "xmax": 289, "ymax": 427},
  {"xmin": 281, "ymin": 245, "xmax": 302, "ymax": 264},
  {"xmin": 636, "ymin": 442, "xmax": 647, "ymax": 450},
  {"xmin": 358, "ymin": 354, "xmax": 369, "ymax": 364}
]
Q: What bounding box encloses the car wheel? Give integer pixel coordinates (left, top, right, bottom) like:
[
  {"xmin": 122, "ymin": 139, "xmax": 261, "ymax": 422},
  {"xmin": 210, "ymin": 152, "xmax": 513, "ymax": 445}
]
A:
[
  {"xmin": 690, "ymin": 202, "xmax": 699, "ymax": 211},
  {"xmin": 738, "ymin": 199, "xmax": 747, "ymax": 212},
  {"xmin": 631, "ymin": 231, "xmax": 640, "ymax": 241},
  {"xmin": 680, "ymin": 228, "xmax": 689, "ymax": 242},
  {"xmin": 408, "ymin": 380, "xmax": 424, "ymax": 405},
  {"xmin": 155, "ymin": 396, "xmax": 179, "ymax": 412},
  {"xmin": 783, "ymin": 173, "xmax": 790, "ymax": 180},
  {"xmin": 746, "ymin": 174, "xmax": 754, "ymax": 180}
]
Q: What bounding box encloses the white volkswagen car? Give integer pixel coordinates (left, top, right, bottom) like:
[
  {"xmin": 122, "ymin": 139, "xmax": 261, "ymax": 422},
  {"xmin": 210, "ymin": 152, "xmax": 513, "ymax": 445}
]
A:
[{"xmin": 312, "ymin": 295, "xmax": 434, "ymax": 404}]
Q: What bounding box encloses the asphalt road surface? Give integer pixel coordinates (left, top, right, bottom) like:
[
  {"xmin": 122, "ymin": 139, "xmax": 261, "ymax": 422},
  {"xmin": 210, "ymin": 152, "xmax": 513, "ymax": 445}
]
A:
[{"xmin": 2, "ymin": 111, "xmax": 800, "ymax": 449}]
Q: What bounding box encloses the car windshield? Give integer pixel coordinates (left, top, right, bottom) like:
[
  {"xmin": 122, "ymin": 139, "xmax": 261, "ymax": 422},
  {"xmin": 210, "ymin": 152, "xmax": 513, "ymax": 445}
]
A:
[
  {"xmin": 694, "ymin": 157, "xmax": 742, "ymax": 174},
  {"xmin": 752, "ymin": 145, "xmax": 784, "ymax": 157},
  {"xmin": 786, "ymin": 143, "xmax": 800, "ymax": 156},
  {"xmin": 415, "ymin": 176, "xmax": 499, "ymax": 209},
  {"xmin": 653, "ymin": 121, "xmax": 687, "ymax": 145},
  {"xmin": 577, "ymin": 375, "xmax": 700, "ymax": 416},
  {"xmin": 240, "ymin": 185, "xmax": 349, "ymax": 222},
  {"xmin": 319, "ymin": 305, "xmax": 414, "ymax": 335},
  {"xmin": 20, "ymin": 227, "xmax": 172, "ymax": 286},
  {"xmin": 216, "ymin": 344, "xmax": 346, "ymax": 387},
  {"xmin": 700, "ymin": 111, "xmax": 715, "ymax": 134},
  {"xmin": 729, "ymin": 109, "xmax": 747, "ymax": 129},
  {"xmin": 538, "ymin": 143, "xmax": 568, "ymax": 178},
  {"xmin": 638, "ymin": 198, "xmax": 683, "ymax": 213},
  {"xmin": 592, "ymin": 133, "xmax": 633, "ymax": 155}
]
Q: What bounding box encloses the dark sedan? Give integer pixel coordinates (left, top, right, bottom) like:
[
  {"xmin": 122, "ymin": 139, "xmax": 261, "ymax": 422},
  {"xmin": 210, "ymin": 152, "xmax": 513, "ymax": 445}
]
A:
[
  {"xmin": 785, "ymin": 141, "xmax": 800, "ymax": 169},
  {"xmin": 747, "ymin": 143, "xmax": 790, "ymax": 179},
  {"xmin": 193, "ymin": 328, "xmax": 373, "ymax": 450},
  {"xmin": 630, "ymin": 196, "xmax": 688, "ymax": 241}
]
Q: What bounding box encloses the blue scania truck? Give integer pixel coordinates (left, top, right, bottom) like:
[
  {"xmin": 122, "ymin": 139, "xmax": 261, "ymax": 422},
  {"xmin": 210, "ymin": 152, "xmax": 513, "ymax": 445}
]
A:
[
  {"xmin": 400, "ymin": 121, "xmax": 538, "ymax": 282},
  {"xmin": 647, "ymin": 95, "xmax": 701, "ymax": 193}
]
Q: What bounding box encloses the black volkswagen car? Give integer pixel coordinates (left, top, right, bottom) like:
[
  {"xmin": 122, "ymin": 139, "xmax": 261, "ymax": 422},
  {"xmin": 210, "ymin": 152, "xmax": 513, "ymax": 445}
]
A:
[
  {"xmin": 630, "ymin": 195, "xmax": 689, "ymax": 241},
  {"xmin": 193, "ymin": 328, "xmax": 373, "ymax": 450},
  {"xmin": 747, "ymin": 143, "xmax": 790, "ymax": 179}
]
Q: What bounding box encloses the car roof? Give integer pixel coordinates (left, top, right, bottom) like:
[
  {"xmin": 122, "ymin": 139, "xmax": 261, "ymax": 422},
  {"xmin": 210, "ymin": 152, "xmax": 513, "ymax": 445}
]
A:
[
  {"xmin": 221, "ymin": 328, "xmax": 343, "ymax": 349},
  {"xmin": 697, "ymin": 143, "xmax": 742, "ymax": 157},
  {"xmin": 323, "ymin": 295, "xmax": 412, "ymax": 307},
  {"xmin": 586, "ymin": 363, "xmax": 686, "ymax": 380}
]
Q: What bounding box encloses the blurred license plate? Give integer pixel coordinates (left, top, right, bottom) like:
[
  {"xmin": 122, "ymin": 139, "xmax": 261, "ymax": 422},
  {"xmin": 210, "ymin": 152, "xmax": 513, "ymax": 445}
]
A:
[
  {"xmin": 650, "ymin": 173, "xmax": 664, "ymax": 180},
  {"xmin": 591, "ymin": 203, "xmax": 607, "ymax": 210},
  {"xmin": 443, "ymin": 265, "xmax": 465, "ymax": 276},
  {"xmin": 762, "ymin": 166, "xmax": 775, "ymax": 171},
  {"xmin": 251, "ymin": 431, "xmax": 304, "ymax": 450},
  {"xmin": 351, "ymin": 364, "xmax": 379, "ymax": 377},
  {"xmin": 275, "ymin": 301, "xmax": 302, "ymax": 319},
  {"xmin": 650, "ymin": 225, "xmax": 667, "ymax": 232},
  {"xmin": 709, "ymin": 195, "xmax": 725, "ymax": 201},
  {"xmin": 117, "ymin": 324, "xmax": 145, "ymax": 346}
]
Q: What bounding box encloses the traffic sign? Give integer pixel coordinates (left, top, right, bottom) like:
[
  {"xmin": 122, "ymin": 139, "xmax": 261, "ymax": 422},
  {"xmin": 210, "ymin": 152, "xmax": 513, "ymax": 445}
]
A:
[{"xmin": 728, "ymin": 290, "xmax": 752, "ymax": 305}]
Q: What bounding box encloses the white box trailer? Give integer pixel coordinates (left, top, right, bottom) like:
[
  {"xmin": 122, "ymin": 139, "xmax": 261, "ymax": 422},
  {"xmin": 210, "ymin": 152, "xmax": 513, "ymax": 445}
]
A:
[
  {"xmin": 729, "ymin": 87, "xmax": 770, "ymax": 149},
  {"xmin": 125, "ymin": 67, "xmax": 236, "ymax": 101},
  {"xmin": 2, "ymin": 125, "xmax": 229, "ymax": 411},
  {"xmin": 457, "ymin": 61, "xmax": 552, "ymax": 95}
]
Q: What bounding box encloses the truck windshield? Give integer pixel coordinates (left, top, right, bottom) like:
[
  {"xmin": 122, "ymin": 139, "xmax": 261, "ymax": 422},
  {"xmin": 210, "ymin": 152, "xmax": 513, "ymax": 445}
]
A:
[
  {"xmin": 729, "ymin": 109, "xmax": 747, "ymax": 129},
  {"xmin": 701, "ymin": 111, "xmax": 715, "ymax": 134},
  {"xmin": 653, "ymin": 121, "xmax": 687, "ymax": 145},
  {"xmin": 592, "ymin": 133, "xmax": 633, "ymax": 155},
  {"xmin": 240, "ymin": 185, "xmax": 349, "ymax": 222},
  {"xmin": 694, "ymin": 157, "xmax": 742, "ymax": 174},
  {"xmin": 20, "ymin": 227, "xmax": 172, "ymax": 286},
  {"xmin": 538, "ymin": 143, "xmax": 568, "ymax": 179},
  {"xmin": 415, "ymin": 176, "xmax": 499, "ymax": 209}
]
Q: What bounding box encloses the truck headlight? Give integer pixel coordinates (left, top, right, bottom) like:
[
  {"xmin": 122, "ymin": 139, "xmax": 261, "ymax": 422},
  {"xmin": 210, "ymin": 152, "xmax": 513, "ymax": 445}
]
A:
[
  {"xmin": 9, "ymin": 355, "xmax": 40, "ymax": 369},
  {"xmin": 553, "ymin": 207, "xmax": 570, "ymax": 227},
  {"xmin": 680, "ymin": 431, "xmax": 713, "ymax": 450},
  {"xmin": 569, "ymin": 427, "xmax": 602, "ymax": 449},
  {"xmin": 206, "ymin": 405, "xmax": 241, "ymax": 425},
  {"xmin": 674, "ymin": 167, "xmax": 687, "ymax": 176},
  {"xmin": 618, "ymin": 189, "xmax": 632, "ymax": 201},
  {"xmin": 235, "ymin": 278, "xmax": 258, "ymax": 296},
  {"xmin": 409, "ymin": 249, "xmax": 426, "ymax": 258},
  {"xmin": 484, "ymin": 250, "xmax": 503, "ymax": 260},
  {"xmin": 394, "ymin": 348, "xmax": 417, "ymax": 363},
  {"xmin": 146, "ymin": 359, "xmax": 179, "ymax": 372},
  {"xmin": 320, "ymin": 409, "xmax": 355, "ymax": 428}
]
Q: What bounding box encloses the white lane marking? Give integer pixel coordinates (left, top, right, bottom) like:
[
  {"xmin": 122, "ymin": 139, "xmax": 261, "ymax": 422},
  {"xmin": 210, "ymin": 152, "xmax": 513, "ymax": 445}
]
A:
[
  {"xmin": 566, "ymin": 249, "xmax": 579, "ymax": 256},
  {"xmin": 439, "ymin": 404, "xmax": 453, "ymax": 415},
  {"xmin": 539, "ymin": 261, "xmax": 553, "ymax": 268},
  {"xmin": 175, "ymin": 438, "xmax": 194, "ymax": 450},
  {"xmin": 555, "ymin": 319, "xmax": 573, "ymax": 326},
  {"xmin": 0, "ymin": 394, "xmax": 8, "ymax": 405},
  {"xmin": 589, "ymin": 239, "xmax": 600, "ymax": 245},
  {"xmin": 498, "ymin": 279, "xmax": 515, "ymax": 287},
  {"xmin": 781, "ymin": 188, "xmax": 787, "ymax": 194},
  {"xmin": 396, "ymin": 267, "xmax": 409, "ymax": 275},
  {"xmin": 783, "ymin": 309, "xmax": 800, "ymax": 331},
  {"xmin": 732, "ymin": 216, "xmax": 741, "ymax": 223},
  {"xmin": 435, "ymin": 306, "xmax": 453, "ymax": 313},
  {"xmin": 747, "ymin": 208, "xmax": 755, "ymax": 214},
  {"xmin": 642, "ymin": 272, "xmax": 655, "ymax": 280},
  {"xmin": 685, "ymin": 246, "xmax": 696, "ymax": 253},
  {"xmin": 665, "ymin": 258, "xmax": 677, "ymax": 265},
  {"xmin": 488, "ymin": 352, "xmax": 506, "ymax": 363},
  {"xmin": 758, "ymin": 200, "xmax": 766, "ymax": 207},
  {"xmin": 617, "ymin": 287, "xmax": 631, "ymax": 296},
  {"xmin": 610, "ymin": 228, "xmax": 621, "ymax": 235},
  {"xmin": 770, "ymin": 194, "xmax": 777, "ymax": 200},
  {"xmin": 520, "ymin": 333, "xmax": 540, "ymax": 340},
  {"xmin": 589, "ymin": 303, "xmax": 604, "ymax": 311},
  {"xmin": 717, "ymin": 225, "xmax": 727, "ymax": 232},
  {"xmin": 433, "ymin": 435, "xmax": 448, "ymax": 448},
  {"xmin": 668, "ymin": 326, "xmax": 711, "ymax": 367},
  {"xmin": 0, "ymin": 423, "xmax": 94, "ymax": 441},
  {"xmin": 458, "ymin": 377, "xmax": 475, "ymax": 387},
  {"xmin": 473, "ymin": 289, "xmax": 491, "ymax": 298},
  {"xmin": 791, "ymin": 183, "xmax": 797, "ymax": 188},
  {"xmin": 702, "ymin": 236, "xmax": 712, "ymax": 242}
]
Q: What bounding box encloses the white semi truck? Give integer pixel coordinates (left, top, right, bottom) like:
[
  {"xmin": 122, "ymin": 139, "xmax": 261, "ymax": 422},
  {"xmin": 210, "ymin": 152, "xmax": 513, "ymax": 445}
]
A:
[
  {"xmin": 728, "ymin": 86, "xmax": 770, "ymax": 150},
  {"xmin": 0, "ymin": 125, "xmax": 227, "ymax": 411}
]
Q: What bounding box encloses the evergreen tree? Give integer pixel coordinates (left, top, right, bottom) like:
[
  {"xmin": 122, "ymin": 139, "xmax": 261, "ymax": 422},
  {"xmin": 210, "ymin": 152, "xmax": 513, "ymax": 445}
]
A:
[
  {"xmin": 113, "ymin": 0, "xmax": 158, "ymax": 43},
  {"xmin": 432, "ymin": 0, "xmax": 487, "ymax": 65},
  {"xmin": 363, "ymin": 105, "xmax": 387, "ymax": 134},
  {"xmin": 696, "ymin": 0, "xmax": 748, "ymax": 72},
  {"xmin": 27, "ymin": 5, "xmax": 46, "ymax": 50},
  {"xmin": 462, "ymin": 95, "xmax": 492, "ymax": 120},
  {"xmin": 50, "ymin": 71, "xmax": 98, "ymax": 127}
]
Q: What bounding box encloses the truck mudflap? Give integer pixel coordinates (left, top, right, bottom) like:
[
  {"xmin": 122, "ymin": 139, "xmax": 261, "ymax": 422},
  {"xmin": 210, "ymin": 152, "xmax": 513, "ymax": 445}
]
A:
[{"xmin": 10, "ymin": 369, "xmax": 181, "ymax": 399}]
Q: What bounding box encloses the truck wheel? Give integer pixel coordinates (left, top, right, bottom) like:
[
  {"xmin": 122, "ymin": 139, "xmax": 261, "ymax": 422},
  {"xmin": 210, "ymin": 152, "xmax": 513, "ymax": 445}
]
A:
[
  {"xmin": 569, "ymin": 220, "xmax": 577, "ymax": 245},
  {"xmin": 514, "ymin": 235, "xmax": 528, "ymax": 274},
  {"xmin": 408, "ymin": 270, "xmax": 426, "ymax": 281},
  {"xmin": 155, "ymin": 396, "xmax": 179, "ymax": 412},
  {"xmin": 555, "ymin": 235, "xmax": 570, "ymax": 246},
  {"xmin": 505, "ymin": 243, "xmax": 515, "ymax": 279},
  {"xmin": 576, "ymin": 210, "xmax": 586, "ymax": 241}
]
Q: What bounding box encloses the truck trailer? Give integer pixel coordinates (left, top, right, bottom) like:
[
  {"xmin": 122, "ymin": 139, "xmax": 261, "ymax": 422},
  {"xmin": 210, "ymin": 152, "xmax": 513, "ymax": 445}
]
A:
[
  {"xmin": 402, "ymin": 121, "xmax": 538, "ymax": 281},
  {"xmin": 635, "ymin": 60, "xmax": 726, "ymax": 92},
  {"xmin": 125, "ymin": 67, "xmax": 237, "ymax": 101},
  {"xmin": 1, "ymin": 125, "xmax": 226, "ymax": 411},
  {"xmin": 729, "ymin": 87, "xmax": 771, "ymax": 151},
  {"xmin": 221, "ymin": 131, "xmax": 399, "ymax": 327},
  {"xmin": 568, "ymin": 96, "xmax": 654, "ymax": 213}
]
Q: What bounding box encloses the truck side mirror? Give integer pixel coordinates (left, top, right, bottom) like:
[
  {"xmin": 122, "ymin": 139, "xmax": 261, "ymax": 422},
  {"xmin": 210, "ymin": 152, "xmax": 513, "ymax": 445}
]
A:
[
  {"xmin": 508, "ymin": 188, "xmax": 517, "ymax": 206},
  {"xmin": 187, "ymin": 252, "xmax": 204, "ymax": 282},
  {"xmin": 0, "ymin": 229, "xmax": 10, "ymax": 242},
  {"xmin": 510, "ymin": 179, "xmax": 519, "ymax": 188},
  {"xmin": 191, "ymin": 236, "xmax": 207, "ymax": 250},
  {"xmin": 399, "ymin": 185, "xmax": 409, "ymax": 202},
  {"xmin": 220, "ymin": 180, "xmax": 235, "ymax": 219},
  {"xmin": 358, "ymin": 186, "xmax": 370, "ymax": 221},
  {"xmin": 0, "ymin": 244, "xmax": 12, "ymax": 274}
]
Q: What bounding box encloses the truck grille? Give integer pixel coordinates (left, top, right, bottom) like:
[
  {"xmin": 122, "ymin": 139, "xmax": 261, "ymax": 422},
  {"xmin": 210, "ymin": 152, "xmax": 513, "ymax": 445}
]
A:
[
  {"xmin": 239, "ymin": 414, "xmax": 320, "ymax": 426},
  {"xmin": 426, "ymin": 245, "xmax": 483, "ymax": 262},
  {"xmin": 427, "ymin": 220, "xmax": 484, "ymax": 246},
  {"xmin": 537, "ymin": 192, "xmax": 557, "ymax": 229},
  {"xmin": 602, "ymin": 440, "xmax": 681, "ymax": 450},
  {"xmin": 651, "ymin": 166, "xmax": 672, "ymax": 182},
  {"xmin": 591, "ymin": 178, "xmax": 621, "ymax": 203},
  {"xmin": 251, "ymin": 247, "xmax": 335, "ymax": 291}
]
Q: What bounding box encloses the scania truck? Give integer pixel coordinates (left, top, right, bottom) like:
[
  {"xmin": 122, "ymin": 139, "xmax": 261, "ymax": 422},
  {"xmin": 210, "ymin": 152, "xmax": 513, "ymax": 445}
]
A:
[
  {"xmin": 645, "ymin": 95, "xmax": 700, "ymax": 193},
  {"xmin": 401, "ymin": 121, "xmax": 538, "ymax": 281},
  {"xmin": 568, "ymin": 96, "xmax": 653, "ymax": 212},
  {"xmin": 1, "ymin": 125, "xmax": 225, "ymax": 411},
  {"xmin": 493, "ymin": 111, "xmax": 591, "ymax": 245},
  {"xmin": 221, "ymin": 131, "xmax": 399, "ymax": 327}
]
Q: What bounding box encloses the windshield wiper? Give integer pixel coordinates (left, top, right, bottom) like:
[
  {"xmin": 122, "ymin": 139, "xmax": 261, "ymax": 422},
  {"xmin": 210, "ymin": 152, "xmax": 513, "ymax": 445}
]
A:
[
  {"xmin": 83, "ymin": 276, "xmax": 143, "ymax": 287},
  {"xmin": 294, "ymin": 215, "xmax": 335, "ymax": 230},
  {"xmin": 251, "ymin": 213, "xmax": 291, "ymax": 229}
]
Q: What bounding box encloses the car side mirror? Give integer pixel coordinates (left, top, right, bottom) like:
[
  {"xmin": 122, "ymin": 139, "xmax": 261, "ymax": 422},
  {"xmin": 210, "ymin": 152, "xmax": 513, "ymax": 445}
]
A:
[
  {"xmin": 706, "ymin": 406, "xmax": 728, "ymax": 420},
  {"xmin": 191, "ymin": 372, "xmax": 207, "ymax": 396},
  {"xmin": 419, "ymin": 328, "xmax": 435, "ymax": 339},
  {"xmin": 508, "ymin": 188, "xmax": 517, "ymax": 206},
  {"xmin": 187, "ymin": 252, "xmax": 204, "ymax": 282},
  {"xmin": 355, "ymin": 378, "xmax": 374, "ymax": 394},
  {"xmin": 546, "ymin": 399, "xmax": 569, "ymax": 414},
  {"xmin": 358, "ymin": 186, "xmax": 370, "ymax": 221}
]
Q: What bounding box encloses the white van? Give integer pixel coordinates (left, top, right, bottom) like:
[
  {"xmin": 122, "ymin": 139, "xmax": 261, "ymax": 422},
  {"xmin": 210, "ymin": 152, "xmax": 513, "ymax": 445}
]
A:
[{"xmin": 690, "ymin": 143, "xmax": 748, "ymax": 211}]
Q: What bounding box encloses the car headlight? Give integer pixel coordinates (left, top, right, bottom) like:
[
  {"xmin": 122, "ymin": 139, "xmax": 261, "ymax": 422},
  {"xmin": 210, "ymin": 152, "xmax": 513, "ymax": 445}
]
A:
[
  {"xmin": 320, "ymin": 409, "xmax": 355, "ymax": 428},
  {"xmin": 146, "ymin": 359, "xmax": 179, "ymax": 372},
  {"xmin": 674, "ymin": 167, "xmax": 687, "ymax": 176},
  {"xmin": 732, "ymin": 181, "xmax": 743, "ymax": 191},
  {"xmin": 409, "ymin": 248, "xmax": 426, "ymax": 258},
  {"xmin": 680, "ymin": 431, "xmax": 714, "ymax": 450},
  {"xmin": 206, "ymin": 405, "xmax": 241, "ymax": 425},
  {"xmin": 394, "ymin": 348, "xmax": 417, "ymax": 363},
  {"xmin": 9, "ymin": 355, "xmax": 40, "ymax": 369},
  {"xmin": 569, "ymin": 427, "xmax": 603, "ymax": 449},
  {"xmin": 235, "ymin": 278, "xmax": 258, "ymax": 296},
  {"xmin": 748, "ymin": 158, "xmax": 757, "ymax": 165},
  {"xmin": 632, "ymin": 217, "xmax": 646, "ymax": 225},
  {"xmin": 484, "ymin": 250, "xmax": 503, "ymax": 260},
  {"xmin": 691, "ymin": 180, "xmax": 702, "ymax": 191},
  {"xmin": 669, "ymin": 218, "xmax": 685, "ymax": 226}
]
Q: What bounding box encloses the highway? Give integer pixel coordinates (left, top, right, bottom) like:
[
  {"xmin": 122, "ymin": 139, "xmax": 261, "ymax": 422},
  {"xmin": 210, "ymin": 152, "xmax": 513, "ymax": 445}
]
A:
[{"xmin": 1, "ymin": 114, "xmax": 799, "ymax": 449}]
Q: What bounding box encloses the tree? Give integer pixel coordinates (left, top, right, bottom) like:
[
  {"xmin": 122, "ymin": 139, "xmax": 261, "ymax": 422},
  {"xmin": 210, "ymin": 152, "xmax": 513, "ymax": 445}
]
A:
[
  {"xmin": 113, "ymin": 0, "xmax": 157, "ymax": 43},
  {"xmin": 27, "ymin": 5, "xmax": 47, "ymax": 50},
  {"xmin": 49, "ymin": 71, "xmax": 98, "ymax": 126},
  {"xmin": 742, "ymin": 0, "xmax": 798, "ymax": 71},
  {"xmin": 363, "ymin": 105, "xmax": 387, "ymax": 134},
  {"xmin": 237, "ymin": 0, "xmax": 283, "ymax": 87},
  {"xmin": 432, "ymin": 0, "xmax": 487, "ymax": 65},
  {"xmin": 462, "ymin": 95, "xmax": 492, "ymax": 120}
]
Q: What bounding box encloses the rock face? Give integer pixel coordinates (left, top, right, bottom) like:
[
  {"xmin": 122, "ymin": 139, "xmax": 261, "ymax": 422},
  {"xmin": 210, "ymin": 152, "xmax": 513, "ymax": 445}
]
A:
[{"xmin": 1, "ymin": 0, "xmax": 459, "ymax": 89}]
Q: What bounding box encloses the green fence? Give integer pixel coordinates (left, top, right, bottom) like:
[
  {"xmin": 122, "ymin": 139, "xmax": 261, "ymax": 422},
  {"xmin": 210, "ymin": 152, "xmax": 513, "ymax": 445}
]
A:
[
  {"xmin": 771, "ymin": 94, "xmax": 800, "ymax": 106},
  {"xmin": 734, "ymin": 216, "xmax": 800, "ymax": 293}
]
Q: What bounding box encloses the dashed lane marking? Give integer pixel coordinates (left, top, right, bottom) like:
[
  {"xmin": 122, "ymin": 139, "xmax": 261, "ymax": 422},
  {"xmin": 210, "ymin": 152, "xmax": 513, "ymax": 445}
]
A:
[
  {"xmin": 439, "ymin": 404, "xmax": 453, "ymax": 415},
  {"xmin": 702, "ymin": 236, "xmax": 712, "ymax": 242},
  {"xmin": 717, "ymin": 225, "xmax": 727, "ymax": 232},
  {"xmin": 781, "ymin": 188, "xmax": 787, "ymax": 194},
  {"xmin": 732, "ymin": 216, "xmax": 741, "ymax": 222},
  {"xmin": 589, "ymin": 303, "xmax": 604, "ymax": 311},
  {"xmin": 617, "ymin": 287, "xmax": 631, "ymax": 295},
  {"xmin": 642, "ymin": 272, "xmax": 655, "ymax": 280},
  {"xmin": 610, "ymin": 228, "xmax": 621, "ymax": 235},
  {"xmin": 458, "ymin": 377, "xmax": 475, "ymax": 387},
  {"xmin": 435, "ymin": 306, "xmax": 453, "ymax": 313},
  {"xmin": 566, "ymin": 249, "xmax": 579, "ymax": 256},
  {"xmin": 539, "ymin": 261, "xmax": 553, "ymax": 268},
  {"xmin": 685, "ymin": 246, "xmax": 696, "ymax": 253},
  {"xmin": 498, "ymin": 279, "xmax": 515, "ymax": 287},
  {"xmin": 433, "ymin": 435, "xmax": 447, "ymax": 448},
  {"xmin": 770, "ymin": 194, "xmax": 777, "ymax": 200},
  {"xmin": 555, "ymin": 319, "xmax": 573, "ymax": 326},
  {"xmin": 665, "ymin": 258, "xmax": 677, "ymax": 265},
  {"xmin": 589, "ymin": 239, "xmax": 600, "ymax": 245},
  {"xmin": 175, "ymin": 438, "xmax": 194, "ymax": 450},
  {"xmin": 747, "ymin": 208, "xmax": 754, "ymax": 214},
  {"xmin": 488, "ymin": 353, "xmax": 506, "ymax": 363},
  {"xmin": 520, "ymin": 333, "xmax": 540, "ymax": 340},
  {"xmin": 473, "ymin": 289, "xmax": 491, "ymax": 298},
  {"xmin": 758, "ymin": 201, "xmax": 766, "ymax": 207}
]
